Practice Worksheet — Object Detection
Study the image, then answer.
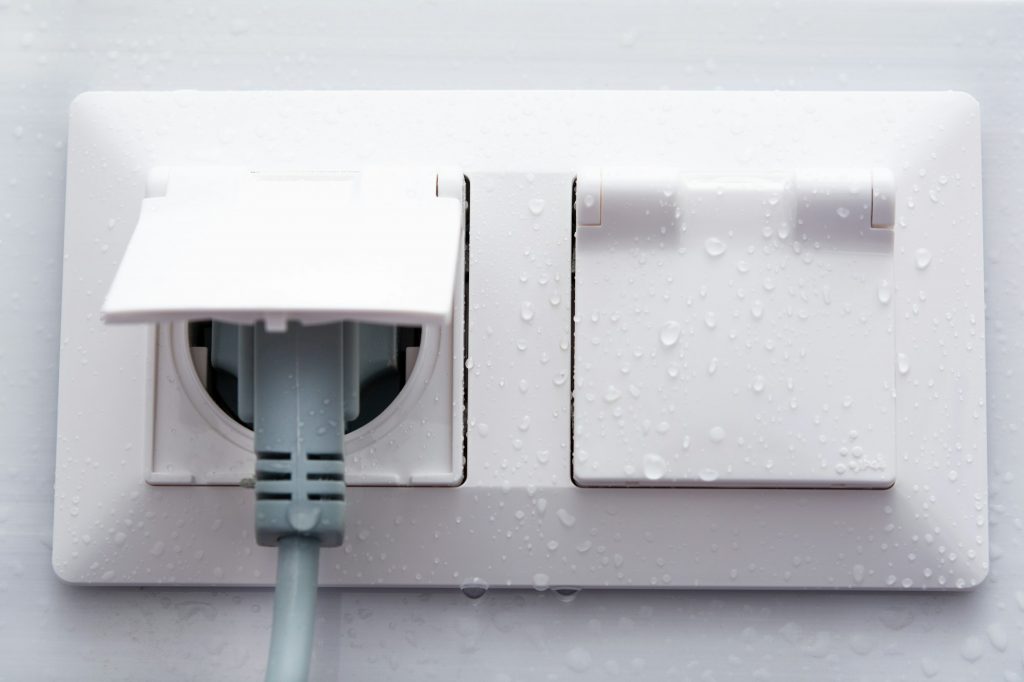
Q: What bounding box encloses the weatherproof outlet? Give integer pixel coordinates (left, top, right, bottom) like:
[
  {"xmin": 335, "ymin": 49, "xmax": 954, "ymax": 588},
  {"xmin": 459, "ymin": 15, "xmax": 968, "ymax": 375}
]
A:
[
  {"xmin": 55, "ymin": 91, "xmax": 987, "ymax": 590},
  {"xmin": 119, "ymin": 166, "xmax": 467, "ymax": 488}
]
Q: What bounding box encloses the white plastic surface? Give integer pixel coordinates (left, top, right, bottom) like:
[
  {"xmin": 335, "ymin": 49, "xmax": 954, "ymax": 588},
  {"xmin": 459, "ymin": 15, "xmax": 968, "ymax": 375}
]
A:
[
  {"xmin": 573, "ymin": 168, "xmax": 896, "ymax": 488},
  {"xmin": 103, "ymin": 167, "xmax": 463, "ymax": 328},
  {"xmin": 55, "ymin": 91, "xmax": 985, "ymax": 592}
]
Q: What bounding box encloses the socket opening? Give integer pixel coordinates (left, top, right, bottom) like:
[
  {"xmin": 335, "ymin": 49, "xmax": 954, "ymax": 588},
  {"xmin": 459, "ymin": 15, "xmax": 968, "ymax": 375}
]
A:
[{"xmin": 186, "ymin": 321, "xmax": 423, "ymax": 433}]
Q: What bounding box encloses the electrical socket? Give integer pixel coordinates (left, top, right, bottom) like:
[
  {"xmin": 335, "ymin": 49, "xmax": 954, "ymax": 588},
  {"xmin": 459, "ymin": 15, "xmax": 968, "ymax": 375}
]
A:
[{"xmin": 55, "ymin": 91, "xmax": 987, "ymax": 590}]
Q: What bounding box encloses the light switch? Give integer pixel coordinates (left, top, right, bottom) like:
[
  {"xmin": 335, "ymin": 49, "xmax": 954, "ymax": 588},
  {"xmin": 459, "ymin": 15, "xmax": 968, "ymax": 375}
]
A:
[{"xmin": 573, "ymin": 167, "xmax": 896, "ymax": 488}]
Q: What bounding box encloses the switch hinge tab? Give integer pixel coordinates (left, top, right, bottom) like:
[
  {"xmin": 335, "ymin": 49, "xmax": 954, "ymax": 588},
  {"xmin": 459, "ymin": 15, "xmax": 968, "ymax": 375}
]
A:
[{"xmin": 575, "ymin": 166, "xmax": 896, "ymax": 231}]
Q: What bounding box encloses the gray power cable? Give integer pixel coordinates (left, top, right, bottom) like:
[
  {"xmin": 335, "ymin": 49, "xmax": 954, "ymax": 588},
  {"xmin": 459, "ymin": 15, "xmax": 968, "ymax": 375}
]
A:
[
  {"xmin": 206, "ymin": 318, "xmax": 411, "ymax": 681},
  {"xmin": 252, "ymin": 321, "xmax": 347, "ymax": 682},
  {"xmin": 265, "ymin": 536, "xmax": 321, "ymax": 682}
]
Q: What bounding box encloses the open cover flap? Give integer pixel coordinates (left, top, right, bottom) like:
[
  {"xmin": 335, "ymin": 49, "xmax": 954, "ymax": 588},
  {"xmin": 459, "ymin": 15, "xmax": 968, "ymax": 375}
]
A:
[{"xmin": 102, "ymin": 166, "xmax": 463, "ymax": 328}]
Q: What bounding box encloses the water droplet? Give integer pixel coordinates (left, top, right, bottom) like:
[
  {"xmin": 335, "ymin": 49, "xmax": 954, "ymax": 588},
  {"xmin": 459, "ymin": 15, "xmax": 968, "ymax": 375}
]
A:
[
  {"xmin": 556, "ymin": 508, "xmax": 576, "ymax": 527},
  {"xmin": 915, "ymin": 248, "xmax": 932, "ymax": 270},
  {"xmin": 751, "ymin": 375, "xmax": 765, "ymax": 393},
  {"xmin": 532, "ymin": 573, "xmax": 550, "ymax": 590},
  {"xmin": 986, "ymin": 623, "xmax": 1008, "ymax": 652},
  {"xmin": 960, "ymin": 635, "xmax": 984, "ymax": 662},
  {"xmin": 459, "ymin": 578, "xmax": 489, "ymax": 600},
  {"xmin": 704, "ymin": 311, "xmax": 717, "ymax": 329},
  {"xmin": 877, "ymin": 280, "xmax": 892, "ymax": 304},
  {"xmin": 528, "ymin": 198, "xmax": 545, "ymax": 216},
  {"xmin": 709, "ymin": 426, "xmax": 726, "ymax": 443},
  {"xmin": 836, "ymin": 206, "xmax": 851, "ymax": 218},
  {"xmin": 897, "ymin": 353, "xmax": 910, "ymax": 375},
  {"xmin": 704, "ymin": 237, "xmax": 727, "ymax": 257},
  {"xmin": 565, "ymin": 646, "xmax": 592, "ymax": 672},
  {"xmin": 659, "ymin": 321, "xmax": 681, "ymax": 347},
  {"xmin": 520, "ymin": 301, "xmax": 535, "ymax": 321},
  {"xmin": 698, "ymin": 468, "xmax": 719, "ymax": 482},
  {"xmin": 642, "ymin": 453, "xmax": 666, "ymax": 480},
  {"xmin": 553, "ymin": 587, "xmax": 582, "ymax": 603}
]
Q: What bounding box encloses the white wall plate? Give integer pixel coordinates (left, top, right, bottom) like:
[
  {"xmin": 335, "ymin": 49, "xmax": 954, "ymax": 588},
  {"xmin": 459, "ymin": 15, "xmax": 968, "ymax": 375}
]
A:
[{"xmin": 55, "ymin": 91, "xmax": 987, "ymax": 590}]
